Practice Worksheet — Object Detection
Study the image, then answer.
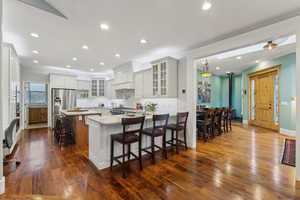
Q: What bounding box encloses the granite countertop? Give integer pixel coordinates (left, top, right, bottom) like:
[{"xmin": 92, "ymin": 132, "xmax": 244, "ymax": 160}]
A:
[
  {"xmin": 87, "ymin": 114, "xmax": 153, "ymax": 125},
  {"xmin": 60, "ymin": 109, "xmax": 103, "ymax": 116}
]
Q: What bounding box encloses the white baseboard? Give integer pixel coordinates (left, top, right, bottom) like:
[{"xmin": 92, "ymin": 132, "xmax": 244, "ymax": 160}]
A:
[
  {"xmin": 243, "ymin": 120, "xmax": 248, "ymax": 124},
  {"xmin": 280, "ymin": 128, "xmax": 296, "ymax": 137},
  {"xmin": 0, "ymin": 176, "xmax": 5, "ymax": 195}
]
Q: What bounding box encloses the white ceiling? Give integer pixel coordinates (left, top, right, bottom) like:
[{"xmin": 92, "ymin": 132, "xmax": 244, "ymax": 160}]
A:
[
  {"xmin": 197, "ymin": 35, "xmax": 296, "ymax": 76},
  {"xmin": 3, "ymin": 0, "xmax": 300, "ymax": 74}
]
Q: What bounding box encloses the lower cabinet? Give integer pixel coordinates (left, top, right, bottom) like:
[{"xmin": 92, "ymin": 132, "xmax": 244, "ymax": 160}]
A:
[{"xmin": 29, "ymin": 107, "xmax": 48, "ymax": 124}]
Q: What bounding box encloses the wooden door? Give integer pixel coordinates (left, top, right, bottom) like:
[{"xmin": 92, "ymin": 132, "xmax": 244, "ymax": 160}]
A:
[{"xmin": 248, "ymin": 66, "xmax": 279, "ymax": 131}]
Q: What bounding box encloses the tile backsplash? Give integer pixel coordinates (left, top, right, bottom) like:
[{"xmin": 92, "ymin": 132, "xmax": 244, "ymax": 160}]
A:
[{"xmin": 139, "ymin": 98, "xmax": 178, "ymax": 115}]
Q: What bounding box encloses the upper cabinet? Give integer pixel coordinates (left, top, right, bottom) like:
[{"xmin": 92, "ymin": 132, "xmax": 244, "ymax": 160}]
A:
[
  {"xmin": 77, "ymin": 80, "xmax": 90, "ymax": 91},
  {"xmin": 50, "ymin": 74, "xmax": 77, "ymax": 89},
  {"xmin": 151, "ymin": 57, "xmax": 178, "ymax": 98},
  {"xmin": 91, "ymin": 79, "xmax": 105, "ymax": 97},
  {"xmin": 134, "ymin": 69, "xmax": 153, "ymax": 99}
]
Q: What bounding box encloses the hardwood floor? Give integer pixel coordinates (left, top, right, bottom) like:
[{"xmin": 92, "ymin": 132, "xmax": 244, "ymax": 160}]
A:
[{"xmin": 1, "ymin": 124, "xmax": 300, "ymax": 200}]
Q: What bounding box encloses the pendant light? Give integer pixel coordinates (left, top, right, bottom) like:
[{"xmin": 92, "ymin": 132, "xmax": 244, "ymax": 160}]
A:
[
  {"xmin": 201, "ymin": 59, "xmax": 212, "ymax": 78},
  {"xmin": 263, "ymin": 41, "xmax": 278, "ymax": 50}
]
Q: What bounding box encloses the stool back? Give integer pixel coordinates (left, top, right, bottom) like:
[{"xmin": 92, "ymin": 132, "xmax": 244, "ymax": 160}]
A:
[
  {"xmin": 122, "ymin": 116, "xmax": 145, "ymax": 139},
  {"xmin": 176, "ymin": 112, "xmax": 189, "ymax": 129},
  {"xmin": 152, "ymin": 114, "xmax": 169, "ymax": 132}
]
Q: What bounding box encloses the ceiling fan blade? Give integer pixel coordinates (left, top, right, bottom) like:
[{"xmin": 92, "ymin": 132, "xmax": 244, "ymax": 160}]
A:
[{"xmin": 16, "ymin": 0, "xmax": 67, "ymax": 19}]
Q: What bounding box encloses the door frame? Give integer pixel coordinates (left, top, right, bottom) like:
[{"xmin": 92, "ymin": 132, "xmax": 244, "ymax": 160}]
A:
[{"xmin": 248, "ymin": 65, "xmax": 280, "ymax": 131}]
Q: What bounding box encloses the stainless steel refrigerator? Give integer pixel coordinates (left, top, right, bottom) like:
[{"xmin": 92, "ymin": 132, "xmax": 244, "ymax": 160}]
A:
[{"xmin": 51, "ymin": 88, "xmax": 77, "ymax": 128}]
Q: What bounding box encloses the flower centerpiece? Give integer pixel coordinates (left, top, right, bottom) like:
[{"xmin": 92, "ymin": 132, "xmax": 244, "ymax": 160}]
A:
[{"xmin": 145, "ymin": 102, "xmax": 158, "ymax": 114}]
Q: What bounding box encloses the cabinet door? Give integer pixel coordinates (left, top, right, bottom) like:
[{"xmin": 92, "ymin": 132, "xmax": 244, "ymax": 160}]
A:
[
  {"xmin": 152, "ymin": 64, "xmax": 159, "ymax": 96},
  {"xmin": 160, "ymin": 61, "xmax": 167, "ymax": 96},
  {"xmin": 134, "ymin": 72, "xmax": 144, "ymax": 98},
  {"xmin": 98, "ymin": 80, "xmax": 105, "ymax": 96},
  {"xmin": 54, "ymin": 76, "xmax": 65, "ymax": 88},
  {"xmin": 143, "ymin": 69, "xmax": 153, "ymax": 98},
  {"xmin": 91, "ymin": 80, "xmax": 98, "ymax": 96}
]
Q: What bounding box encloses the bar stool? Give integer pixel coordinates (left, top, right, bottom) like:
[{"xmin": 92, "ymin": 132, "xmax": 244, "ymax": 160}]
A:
[
  {"xmin": 166, "ymin": 112, "xmax": 189, "ymax": 154},
  {"xmin": 142, "ymin": 114, "xmax": 169, "ymax": 164},
  {"xmin": 110, "ymin": 116, "xmax": 145, "ymax": 178},
  {"xmin": 55, "ymin": 117, "xmax": 74, "ymax": 146},
  {"xmin": 197, "ymin": 111, "xmax": 211, "ymax": 142}
]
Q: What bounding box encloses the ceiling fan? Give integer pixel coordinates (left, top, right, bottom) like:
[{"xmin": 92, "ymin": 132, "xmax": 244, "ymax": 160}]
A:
[{"xmin": 16, "ymin": 0, "xmax": 67, "ymax": 19}]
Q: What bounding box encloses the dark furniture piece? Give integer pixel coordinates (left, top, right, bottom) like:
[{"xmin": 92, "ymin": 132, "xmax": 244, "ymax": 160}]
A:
[
  {"xmin": 54, "ymin": 117, "xmax": 74, "ymax": 146},
  {"xmin": 110, "ymin": 116, "xmax": 145, "ymax": 178},
  {"xmin": 166, "ymin": 112, "xmax": 189, "ymax": 153},
  {"xmin": 142, "ymin": 114, "xmax": 169, "ymax": 164},
  {"xmin": 197, "ymin": 111, "xmax": 211, "ymax": 142},
  {"xmin": 3, "ymin": 118, "xmax": 21, "ymax": 165}
]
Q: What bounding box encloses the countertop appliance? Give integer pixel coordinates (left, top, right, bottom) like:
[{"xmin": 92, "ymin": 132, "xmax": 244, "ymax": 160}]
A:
[{"xmin": 51, "ymin": 88, "xmax": 77, "ymax": 128}]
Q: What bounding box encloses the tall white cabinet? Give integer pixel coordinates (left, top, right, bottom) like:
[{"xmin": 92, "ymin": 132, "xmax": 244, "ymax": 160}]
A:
[
  {"xmin": 151, "ymin": 57, "xmax": 178, "ymax": 98},
  {"xmin": 1, "ymin": 44, "xmax": 21, "ymax": 151}
]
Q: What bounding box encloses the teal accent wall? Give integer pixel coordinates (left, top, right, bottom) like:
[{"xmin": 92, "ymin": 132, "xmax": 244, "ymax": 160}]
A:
[
  {"xmin": 197, "ymin": 72, "xmax": 242, "ymax": 118},
  {"xmin": 242, "ymin": 53, "xmax": 296, "ymax": 131}
]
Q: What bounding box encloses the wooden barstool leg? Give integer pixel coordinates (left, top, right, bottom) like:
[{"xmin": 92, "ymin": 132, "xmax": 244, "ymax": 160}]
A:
[
  {"xmin": 139, "ymin": 135, "xmax": 143, "ymax": 170},
  {"xmin": 110, "ymin": 138, "xmax": 114, "ymax": 170},
  {"xmin": 122, "ymin": 143, "xmax": 126, "ymax": 178},
  {"xmin": 176, "ymin": 130, "xmax": 179, "ymax": 154},
  {"xmin": 183, "ymin": 128, "xmax": 188, "ymax": 150},
  {"xmin": 151, "ymin": 136, "xmax": 155, "ymax": 164}
]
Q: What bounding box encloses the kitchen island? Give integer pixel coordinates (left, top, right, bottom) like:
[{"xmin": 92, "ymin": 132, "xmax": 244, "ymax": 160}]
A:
[
  {"xmin": 60, "ymin": 109, "xmax": 103, "ymax": 156},
  {"xmin": 86, "ymin": 114, "xmax": 175, "ymax": 170}
]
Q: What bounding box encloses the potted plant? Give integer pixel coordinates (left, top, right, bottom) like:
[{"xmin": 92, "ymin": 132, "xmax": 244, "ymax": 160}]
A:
[{"xmin": 145, "ymin": 102, "xmax": 158, "ymax": 115}]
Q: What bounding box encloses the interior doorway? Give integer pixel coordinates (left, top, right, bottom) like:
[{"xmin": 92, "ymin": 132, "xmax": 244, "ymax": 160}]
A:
[
  {"xmin": 23, "ymin": 82, "xmax": 48, "ymax": 129},
  {"xmin": 248, "ymin": 66, "xmax": 280, "ymax": 131}
]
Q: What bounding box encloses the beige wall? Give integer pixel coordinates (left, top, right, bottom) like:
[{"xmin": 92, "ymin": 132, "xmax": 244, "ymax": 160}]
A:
[
  {"xmin": 296, "ymin": 28, "xmax": 300, "ymax": 181},
  {"xmin": 0, "ymin": 0, "xmax": 5, "ymax": 194}
]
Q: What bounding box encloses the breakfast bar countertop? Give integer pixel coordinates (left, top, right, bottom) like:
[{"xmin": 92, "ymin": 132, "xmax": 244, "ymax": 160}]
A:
[
  {"xmin": 87, "ymin": 114, "xmax": 153, "ymax": 125},
  {"xmin": 60, "ymin": 109, "xmax": 103, "ymax": 116}
]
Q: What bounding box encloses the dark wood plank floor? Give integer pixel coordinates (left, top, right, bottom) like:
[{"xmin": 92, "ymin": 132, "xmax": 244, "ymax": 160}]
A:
[{"xmin": 1, "ymin": 124, "xmax": 300, "ymax": 200}]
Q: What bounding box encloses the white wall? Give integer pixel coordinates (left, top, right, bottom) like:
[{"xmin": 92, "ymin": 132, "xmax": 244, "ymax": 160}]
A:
[{"xmin": 296, "ymin": 28, "xmax": 300, "ymax": 181}]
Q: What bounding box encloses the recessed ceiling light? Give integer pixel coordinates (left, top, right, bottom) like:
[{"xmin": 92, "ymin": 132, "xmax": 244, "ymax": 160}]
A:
[
  {"xmin": 90, "ymin": 68, "xmax": 94, "ymax": 72},
  {"xmin": 30, "ymin": 33, "xmax": 39, "ymax": 38},
  {"xmin": 73, "ymin": 57, "xmax": 77, "ymax": 61},
  {"xmin": 66, "ymin": 65, "xmax": 71, "ymax": 68},
  {"xmin": 216, "ymin": 67, "xmax": 220, "ymax": 70},
  {"xmin": 140, "ymin": 39, "xmax": 147, "ymax": 44},
  {"xmin": 115, "ymin": 53, "xmax": 120, "ymax": 58},
  {"xmin": 236, "ymin": 56, "xmax": 242, "ymax": 60},
  {"xmin": 100, "ymin": 62, "xmax": 105, "ymax": 66},
  {"xmin": 33, "ymin": 60, "xmax": 39, "ymax": 64},
  {"xmin": 100, "ymin": 23, "xmax": 109, "ymax": 30},
  {"xmin": 82, "ymin": 45, "xmax": 89, "ymax": 50},
  {"xmin": 32, "ymin": 50, "xmax": 39, "ymax": 54},
  {"xmin": 202, "ymin": 0, "xmax": 212, "ymax": 10},
  {"xmin": 255, "ymin": 60, "xmax": 259, "ymax": 63}
]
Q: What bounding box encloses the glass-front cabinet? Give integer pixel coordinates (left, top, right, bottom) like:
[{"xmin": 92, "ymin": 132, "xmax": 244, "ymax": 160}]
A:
[
  {"xmin": 91, "ymin": 79, "xmax": 105, "ymax": 97},
  {"xmin": 151, "ymin": 57, "xmax": 178, "ymax": 98}
]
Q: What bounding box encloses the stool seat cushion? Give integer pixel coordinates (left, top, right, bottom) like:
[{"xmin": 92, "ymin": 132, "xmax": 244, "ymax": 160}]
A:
[
  {"xmin": 142, "ymin": 127, "xmax": 165, "ymax": 137},
  {"xmin": 111, "ymin": 133, "xmax": 139, "ymax": 144},
  {"xmin": 166, "ymin": 124, "xmax": 184, "ymax": 130}
]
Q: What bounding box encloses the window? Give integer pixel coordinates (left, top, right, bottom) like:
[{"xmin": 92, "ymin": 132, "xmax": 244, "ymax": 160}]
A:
[{"xmin": 29, "ymin": 83, "xmax": 47, "ymax": 106}]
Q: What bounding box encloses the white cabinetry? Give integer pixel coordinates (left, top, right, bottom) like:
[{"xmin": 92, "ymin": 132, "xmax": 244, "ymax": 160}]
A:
[
  {"xmin": 134, "ymin": 69, "xmax": 153, "ymax": 98},
  {"xmin": 77, "ymin": 80, "xmax": 90, "ymax": 90},
  {"xmin": 151, "ymin": 57, "xmax": 178, "ymax": 98},
  {"xmin": 1, "ymin": 43, "xmax": 21, "ymax": 150},
  {"xmin": 134, "ymin": 72, "xmax": 144, "ymax": 99},
  {"xmin": 50, "ymin": 74, "xmax": 77, "ymax": 89},
  {"xmin": 91, "ymin": 79, "xmax": 105, "ymax": 97}
]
